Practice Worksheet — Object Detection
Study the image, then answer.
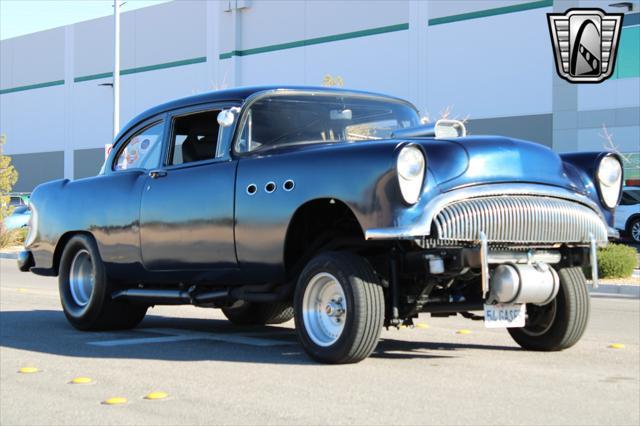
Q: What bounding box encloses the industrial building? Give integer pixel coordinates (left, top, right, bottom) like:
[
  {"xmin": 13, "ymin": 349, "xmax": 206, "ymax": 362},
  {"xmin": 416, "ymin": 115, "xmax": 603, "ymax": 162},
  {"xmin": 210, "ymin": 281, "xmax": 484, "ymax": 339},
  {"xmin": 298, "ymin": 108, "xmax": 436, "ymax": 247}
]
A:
[{"xmin": 1, "ymin": 0, "xmax": 638, "ymax": 191}]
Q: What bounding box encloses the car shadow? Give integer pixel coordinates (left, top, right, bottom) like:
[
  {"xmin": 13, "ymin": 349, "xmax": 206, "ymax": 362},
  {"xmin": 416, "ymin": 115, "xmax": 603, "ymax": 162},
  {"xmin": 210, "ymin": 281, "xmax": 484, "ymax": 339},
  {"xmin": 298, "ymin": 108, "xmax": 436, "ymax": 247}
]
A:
[{"xmin": 0, "ymin": 309, "xmax": 519, "ymax": 365}]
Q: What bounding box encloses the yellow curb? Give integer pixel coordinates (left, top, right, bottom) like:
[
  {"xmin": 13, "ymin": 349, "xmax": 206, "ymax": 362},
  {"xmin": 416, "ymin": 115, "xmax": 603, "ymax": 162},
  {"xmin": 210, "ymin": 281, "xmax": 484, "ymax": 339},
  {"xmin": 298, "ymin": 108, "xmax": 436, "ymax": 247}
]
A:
[
  {"xmin": 70, "ymin": 377, "xmax": 92, "ymax": 384},
  {"xmin": 415, "ymin": 323, "xmax": 429, "ymax": 329},
  {"xmin": 456, "ymin": 329, "xmax": 472, "ymax": 335},
  {"xmin": 18, "ymin": 367, "xmax": 39, "ymax": 374},
  {"xmin": 144, "ymin": 391, "xmax": 169, "ymax": 400},
  {"xmin": 608, "ymin": 343, "xmax": 625, "ymax": 349}
]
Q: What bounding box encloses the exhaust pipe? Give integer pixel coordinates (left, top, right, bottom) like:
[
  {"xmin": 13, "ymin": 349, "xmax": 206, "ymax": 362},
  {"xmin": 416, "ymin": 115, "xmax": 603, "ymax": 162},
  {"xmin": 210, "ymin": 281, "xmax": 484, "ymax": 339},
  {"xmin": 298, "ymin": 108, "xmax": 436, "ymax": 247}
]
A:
[
  {"xmin": 112, "ymin": 288, "xmax": 229, "ymax": 305},
  {"xmin": 112, "ymin": 289, "xmax": 191, "ymax": 305}
]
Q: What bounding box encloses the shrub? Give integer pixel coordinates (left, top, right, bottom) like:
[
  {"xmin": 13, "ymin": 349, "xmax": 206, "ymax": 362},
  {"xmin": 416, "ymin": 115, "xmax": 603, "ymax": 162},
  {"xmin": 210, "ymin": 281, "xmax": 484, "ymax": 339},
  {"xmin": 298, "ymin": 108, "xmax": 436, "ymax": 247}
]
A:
[
  {"xmin": 0, "ymin": 227, "xmax": 28, "ymax": 249},
  {"xmin": 586, "ymin": 243, "xmax": 638, "ymax": 279}
]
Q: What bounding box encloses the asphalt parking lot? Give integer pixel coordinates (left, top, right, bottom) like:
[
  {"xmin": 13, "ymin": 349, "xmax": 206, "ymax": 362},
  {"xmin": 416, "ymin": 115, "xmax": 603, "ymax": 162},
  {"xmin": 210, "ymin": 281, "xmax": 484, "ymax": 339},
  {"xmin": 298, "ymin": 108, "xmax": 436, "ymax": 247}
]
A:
[{"xmin": 1, "ymin": 258, "xmax": 639, "ymax": 426}]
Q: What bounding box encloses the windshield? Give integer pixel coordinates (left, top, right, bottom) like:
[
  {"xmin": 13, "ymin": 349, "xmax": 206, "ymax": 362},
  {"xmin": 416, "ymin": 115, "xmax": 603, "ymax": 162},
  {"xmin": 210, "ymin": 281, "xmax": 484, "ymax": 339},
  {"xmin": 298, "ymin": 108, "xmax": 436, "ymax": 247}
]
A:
[
  {"xmin": 621, "ymin": 188, "xmax": 640, "ymax": 205},
  {"xmin": 235, "ymin": 93, "xmax": 420, "ymax": 153}
]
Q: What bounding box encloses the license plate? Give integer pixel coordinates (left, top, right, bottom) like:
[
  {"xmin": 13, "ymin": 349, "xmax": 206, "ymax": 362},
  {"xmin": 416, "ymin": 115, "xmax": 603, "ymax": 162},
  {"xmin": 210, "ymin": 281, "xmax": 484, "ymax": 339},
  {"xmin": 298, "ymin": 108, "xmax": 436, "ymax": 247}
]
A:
[{"xmin": 483, "ymin": 304, "xmax": 526, "ymax": 328}]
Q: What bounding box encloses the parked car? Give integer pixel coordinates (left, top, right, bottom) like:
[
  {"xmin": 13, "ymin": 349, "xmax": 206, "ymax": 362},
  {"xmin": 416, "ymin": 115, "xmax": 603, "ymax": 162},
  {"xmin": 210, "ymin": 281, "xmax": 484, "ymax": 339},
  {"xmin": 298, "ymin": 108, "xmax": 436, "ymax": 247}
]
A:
[
  {"xmin": 8, "ymin": 193, "xmax": 29, "ymax": 208},
  {"xmin": 615, "ymin": 186, "xmax": 640, "ymax": 243},
  {"xmin": 4, "ymin": 205, "xmax": 31, "ymax": 230},
  {"xmin": 18, "ymin": 86, "xmax": 622, "ymax": 363}
]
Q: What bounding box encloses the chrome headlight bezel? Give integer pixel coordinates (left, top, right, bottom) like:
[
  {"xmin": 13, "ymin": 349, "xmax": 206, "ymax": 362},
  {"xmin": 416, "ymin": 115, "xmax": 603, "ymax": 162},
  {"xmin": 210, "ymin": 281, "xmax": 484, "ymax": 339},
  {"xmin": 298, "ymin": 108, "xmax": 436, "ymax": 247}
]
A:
[
  {"xmin": 596, "ymin": 154, "xmax": 623, "ymax": 209},
  {"xmin": 24, "ymin": 203, "xmax": 37, "ymax": 247},
  {"xmin": 396, "ymin": 145, "xmax": 426, "ymax": 205}
]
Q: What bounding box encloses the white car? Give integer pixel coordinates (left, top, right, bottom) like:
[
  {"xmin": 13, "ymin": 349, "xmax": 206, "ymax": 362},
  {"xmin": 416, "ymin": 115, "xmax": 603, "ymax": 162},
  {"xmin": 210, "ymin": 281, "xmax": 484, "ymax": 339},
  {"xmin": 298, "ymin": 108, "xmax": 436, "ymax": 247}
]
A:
[{"xmin": 615, "ymin": 187, "xmax": 640, "ymax": 243}]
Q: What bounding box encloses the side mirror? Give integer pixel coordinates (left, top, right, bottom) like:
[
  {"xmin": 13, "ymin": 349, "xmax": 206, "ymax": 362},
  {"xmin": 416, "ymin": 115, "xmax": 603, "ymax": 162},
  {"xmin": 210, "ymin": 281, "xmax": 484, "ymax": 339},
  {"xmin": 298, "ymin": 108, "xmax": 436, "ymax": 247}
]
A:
[
  {"xmin": 217, "ymin": 110, "xmax": 234, "ymax": 127},
  {"xmin": 217, "ymin": 109, "xmax": 238, "ymax": 128}
]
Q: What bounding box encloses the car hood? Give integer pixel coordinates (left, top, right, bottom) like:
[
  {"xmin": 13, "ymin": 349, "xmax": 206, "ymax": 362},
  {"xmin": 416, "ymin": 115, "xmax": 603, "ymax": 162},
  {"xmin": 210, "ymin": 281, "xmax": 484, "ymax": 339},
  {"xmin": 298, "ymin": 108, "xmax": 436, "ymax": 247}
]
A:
[{"xmin": 410, "ymin": 135, "xmax": 586, "ymax": 193}]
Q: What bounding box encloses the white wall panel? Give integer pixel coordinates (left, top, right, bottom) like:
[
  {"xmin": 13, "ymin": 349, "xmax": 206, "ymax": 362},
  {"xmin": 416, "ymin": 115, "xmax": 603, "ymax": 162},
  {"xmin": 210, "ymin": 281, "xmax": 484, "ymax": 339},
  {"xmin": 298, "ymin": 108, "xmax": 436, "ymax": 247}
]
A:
[
  {"xmin": 426, "ymin": 9, "xmax": 553, "ymax": 119},
  {"xmin": 0, "ymin": 86, "xmax": 65, "ymax": 154},
  {"xmin": 0, "ymin": 28, "xmax": 64, "ymax": 88},
  {"xmin": 303, "ymin": 32, "xmax": 412, "ymax": 99},
  {"xmin": 578, "ymin": 126, "xmax": 640, "ymax": 152},
  {"xmin": 578, "ymin": 78, "xmax": 640, "ymax": 111}
]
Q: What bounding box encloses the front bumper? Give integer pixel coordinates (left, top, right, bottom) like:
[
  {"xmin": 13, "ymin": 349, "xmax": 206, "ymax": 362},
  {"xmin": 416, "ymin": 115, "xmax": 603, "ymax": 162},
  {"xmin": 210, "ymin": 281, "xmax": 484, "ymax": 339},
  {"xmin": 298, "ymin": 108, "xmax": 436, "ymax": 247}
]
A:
[{"xmin": 17, "ymin": 250, "xmax": 34, "ymax": 272}]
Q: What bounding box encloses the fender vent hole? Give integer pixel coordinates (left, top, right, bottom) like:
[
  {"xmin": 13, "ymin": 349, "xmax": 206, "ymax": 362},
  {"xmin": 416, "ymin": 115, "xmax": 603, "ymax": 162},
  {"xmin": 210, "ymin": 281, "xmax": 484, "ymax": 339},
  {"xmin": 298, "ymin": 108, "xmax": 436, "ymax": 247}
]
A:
[
  {"xmin": 265, "ymin": 182, "xmax": 276, "ymax": 193},
  {"xmin": 246, "ymin": 184, "xmax": 257, "ymax": 195},
  {"xmin": 283, "ymin": 179, "xmax": 295, "ymax": 191}
]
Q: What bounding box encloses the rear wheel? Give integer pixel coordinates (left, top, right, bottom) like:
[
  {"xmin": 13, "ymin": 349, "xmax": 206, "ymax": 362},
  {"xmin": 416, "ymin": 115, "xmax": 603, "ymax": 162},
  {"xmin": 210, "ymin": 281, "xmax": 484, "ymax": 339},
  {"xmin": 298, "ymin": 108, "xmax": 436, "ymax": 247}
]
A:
[
  {"xmin": 508, "ymin": 267, "xmax": 589, "ymax": 351},
  {"xmin": 222, "ymin": 301, "xmax": 294, "ymax": 325},
  {"xmin": 59, "ymin": 234, "xmax": 147, "ymax": 330},
  {"xmin": 294, "ymin": 251, "xmax": 384, "ymax": 364}
]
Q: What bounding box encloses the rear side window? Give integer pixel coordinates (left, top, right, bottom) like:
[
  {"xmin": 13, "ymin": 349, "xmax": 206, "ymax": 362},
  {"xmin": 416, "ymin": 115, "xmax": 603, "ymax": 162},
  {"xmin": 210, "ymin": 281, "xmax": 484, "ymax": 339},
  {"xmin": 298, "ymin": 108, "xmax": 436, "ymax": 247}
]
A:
[{"xmin": 113, "ymin": 122, "xmax": 164, "ymax": 171}]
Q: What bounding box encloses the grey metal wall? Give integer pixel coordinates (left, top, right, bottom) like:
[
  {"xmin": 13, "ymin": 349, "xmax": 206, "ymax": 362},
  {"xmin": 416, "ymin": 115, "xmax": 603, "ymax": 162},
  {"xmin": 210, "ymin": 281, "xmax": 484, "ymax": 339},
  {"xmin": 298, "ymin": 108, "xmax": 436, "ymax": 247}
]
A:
[{"xmin": 10, "ymin": 151, "xmax": 64, "ymax": 192}]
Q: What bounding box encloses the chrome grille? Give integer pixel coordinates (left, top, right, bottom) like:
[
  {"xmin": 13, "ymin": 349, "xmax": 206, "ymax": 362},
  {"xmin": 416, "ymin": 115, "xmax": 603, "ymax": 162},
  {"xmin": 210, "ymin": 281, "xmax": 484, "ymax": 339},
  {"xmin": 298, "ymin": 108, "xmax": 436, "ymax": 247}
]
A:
[{"xmin": 434, "ymin": 195, "xmax": 608, "ymax": 244}]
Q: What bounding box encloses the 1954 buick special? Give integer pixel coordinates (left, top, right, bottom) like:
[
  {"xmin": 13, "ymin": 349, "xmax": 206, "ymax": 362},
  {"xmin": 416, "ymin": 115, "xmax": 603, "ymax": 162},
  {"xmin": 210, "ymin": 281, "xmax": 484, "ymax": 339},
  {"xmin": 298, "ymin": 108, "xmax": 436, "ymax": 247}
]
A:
[{"xmin": 18, "ymin": 86, "xmax": 622, "ymax": 363}]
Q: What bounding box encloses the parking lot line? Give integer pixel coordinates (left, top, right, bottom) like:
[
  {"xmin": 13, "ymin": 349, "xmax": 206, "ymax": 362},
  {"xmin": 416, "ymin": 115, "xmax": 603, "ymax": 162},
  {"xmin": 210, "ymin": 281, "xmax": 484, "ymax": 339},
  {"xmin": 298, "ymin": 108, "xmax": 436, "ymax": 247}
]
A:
[
  {"xmin": 87, "ymin": 328, "xmax": 296, "ymax": 347},
  {"xmin": 88, "ymin": 335, "xmax": 202, "ymax": 347}
]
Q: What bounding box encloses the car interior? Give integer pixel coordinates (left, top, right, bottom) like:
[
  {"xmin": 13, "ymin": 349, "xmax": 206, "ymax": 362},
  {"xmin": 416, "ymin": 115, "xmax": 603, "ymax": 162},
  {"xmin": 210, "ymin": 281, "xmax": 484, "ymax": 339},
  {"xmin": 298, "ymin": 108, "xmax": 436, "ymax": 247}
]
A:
[{"xmin": 171, "ymin": 110, "xmax": 220, "ymax": 165}]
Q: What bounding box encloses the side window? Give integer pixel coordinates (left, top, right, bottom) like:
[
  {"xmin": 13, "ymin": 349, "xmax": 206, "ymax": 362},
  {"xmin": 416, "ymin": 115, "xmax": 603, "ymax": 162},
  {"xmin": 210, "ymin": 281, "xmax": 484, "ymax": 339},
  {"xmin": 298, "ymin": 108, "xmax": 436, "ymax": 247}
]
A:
[
  {"xmin": 169, "ymin": 110, "xmax": 221, "ymax": 166},
  {"xmin": 113, "ymin": 122, "xmax": 164, "ymax": 171}
]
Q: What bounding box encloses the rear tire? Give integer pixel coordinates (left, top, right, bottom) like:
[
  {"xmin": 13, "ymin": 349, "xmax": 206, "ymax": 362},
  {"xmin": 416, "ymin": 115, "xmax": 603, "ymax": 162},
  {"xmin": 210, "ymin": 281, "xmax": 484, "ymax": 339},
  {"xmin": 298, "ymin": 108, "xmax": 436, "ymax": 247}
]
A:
[
  {"xmin": 222, "ymin": 301, "xmax": 294, "ymax": 325},
  {"xmin": 294, "ymin": 251, "xmax": 384, "ymax": 364},
  {"xmin": 508, "ymin": 267, "xmax": 589, "ymax": 351},
  {"xmin": 58, "ymin": 234, "xmax": 147, "ymax": 331}
]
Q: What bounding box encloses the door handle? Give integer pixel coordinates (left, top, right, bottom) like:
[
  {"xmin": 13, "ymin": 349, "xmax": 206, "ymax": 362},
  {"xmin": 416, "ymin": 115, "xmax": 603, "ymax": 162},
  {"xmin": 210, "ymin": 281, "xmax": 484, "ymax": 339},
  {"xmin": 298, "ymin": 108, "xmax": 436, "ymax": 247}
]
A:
[{"xmin": 149, "ymin": 169, "xmax": 167, "ymax": 179}]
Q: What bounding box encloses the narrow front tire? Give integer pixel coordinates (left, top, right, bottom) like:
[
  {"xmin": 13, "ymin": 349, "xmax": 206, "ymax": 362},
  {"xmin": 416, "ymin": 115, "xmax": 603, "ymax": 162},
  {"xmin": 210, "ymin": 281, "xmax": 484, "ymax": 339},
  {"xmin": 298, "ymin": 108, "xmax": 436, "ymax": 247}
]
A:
[{"xmin": 508, "ymin": 267, "xmax": 589, "ymax": 351}]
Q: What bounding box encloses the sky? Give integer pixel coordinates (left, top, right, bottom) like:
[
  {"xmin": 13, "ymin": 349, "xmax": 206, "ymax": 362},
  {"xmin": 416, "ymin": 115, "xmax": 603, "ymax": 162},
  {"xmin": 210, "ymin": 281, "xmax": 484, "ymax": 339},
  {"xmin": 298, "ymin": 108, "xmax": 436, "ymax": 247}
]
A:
[{"xmin": 0, "ymin": 0, "xmax": 171, "ymax": 40}]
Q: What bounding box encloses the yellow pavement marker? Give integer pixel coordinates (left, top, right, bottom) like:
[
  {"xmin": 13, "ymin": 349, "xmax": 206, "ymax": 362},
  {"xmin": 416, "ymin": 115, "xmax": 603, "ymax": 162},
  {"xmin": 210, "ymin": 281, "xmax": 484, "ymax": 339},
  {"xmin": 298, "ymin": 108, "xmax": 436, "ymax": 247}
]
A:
[
  {"xmin": 456, "ymin": 329, "xmax": 472, "ymax": 335},
  {"xmin": 70, "ymin": 377, "xmax": 93, "ymax": 384},
  {"xmin": 18, "ymin": 367, "xmax": 39, "ymax": 374},
  {"xmin": 415, "ymin": 323, "xmax": 429, "ymax": 329},
  {"xmin": 17, "ymin": 288, "xmax": 28, "ymax": 293},
  {"xmin": 144, "ymin": 391, "xmax": 169, "ymax": 400},
  {"xmin": 102, "ymin": 397, "xmax": 127, "ymax": 405},
  {"xmin": 608, "ymin": 343, "xmax": 625, "ymax": 349}
]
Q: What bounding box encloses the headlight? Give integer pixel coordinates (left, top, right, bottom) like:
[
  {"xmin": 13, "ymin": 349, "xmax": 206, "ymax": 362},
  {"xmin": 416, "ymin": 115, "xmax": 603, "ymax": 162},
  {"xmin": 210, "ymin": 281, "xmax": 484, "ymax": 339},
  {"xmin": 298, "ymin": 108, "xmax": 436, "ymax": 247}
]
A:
[
  {"xmin": 397, "ymin": 145, "xmax": 425, "ymax": 204},
  {"xmin": 597, "ymin": 155, "xmax": 622, "ymax": 208}
]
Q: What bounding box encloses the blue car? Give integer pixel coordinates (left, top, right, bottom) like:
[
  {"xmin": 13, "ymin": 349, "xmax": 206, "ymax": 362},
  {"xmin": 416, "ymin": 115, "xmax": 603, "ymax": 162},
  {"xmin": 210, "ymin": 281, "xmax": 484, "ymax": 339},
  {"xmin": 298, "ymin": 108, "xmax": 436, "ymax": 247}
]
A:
[
  {"xmin": 4, "ymin": 205, "xmax": 31, "ymax": 230},
  {"xmin": 18, "ymin": 86, "xmax": 622, "ymax": 363}
]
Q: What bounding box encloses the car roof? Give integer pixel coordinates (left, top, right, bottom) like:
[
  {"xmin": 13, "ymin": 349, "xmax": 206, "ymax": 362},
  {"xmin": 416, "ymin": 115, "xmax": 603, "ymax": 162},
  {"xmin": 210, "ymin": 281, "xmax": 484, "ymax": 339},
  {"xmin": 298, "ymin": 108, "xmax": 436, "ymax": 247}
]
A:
[{"xmin": 117, "ymin": 85, "xmax": 413, "ymax": 141}]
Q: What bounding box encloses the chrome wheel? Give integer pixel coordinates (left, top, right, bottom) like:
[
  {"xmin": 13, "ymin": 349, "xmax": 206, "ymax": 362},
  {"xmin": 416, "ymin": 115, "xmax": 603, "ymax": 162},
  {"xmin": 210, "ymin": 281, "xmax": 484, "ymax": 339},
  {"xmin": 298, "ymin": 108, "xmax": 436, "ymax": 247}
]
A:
[
  {"xmin": 302, "ymin": 272, "xmax": 346, "ymax": 347},
  {"xmin": 69, "ymin": 249, "xmax": 94, "ymax": 307},
  {"xmin": 632, "ymin": 221, "xmax": 640, "ymax": 243}
]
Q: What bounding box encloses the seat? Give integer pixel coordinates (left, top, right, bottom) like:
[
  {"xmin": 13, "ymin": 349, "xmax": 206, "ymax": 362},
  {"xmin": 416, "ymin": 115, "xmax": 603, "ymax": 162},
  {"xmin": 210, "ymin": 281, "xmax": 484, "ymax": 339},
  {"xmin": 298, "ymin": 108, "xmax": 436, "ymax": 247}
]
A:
[{"xmin": 181, "ymin": 134, "xmax": 216, "ymax": 163}]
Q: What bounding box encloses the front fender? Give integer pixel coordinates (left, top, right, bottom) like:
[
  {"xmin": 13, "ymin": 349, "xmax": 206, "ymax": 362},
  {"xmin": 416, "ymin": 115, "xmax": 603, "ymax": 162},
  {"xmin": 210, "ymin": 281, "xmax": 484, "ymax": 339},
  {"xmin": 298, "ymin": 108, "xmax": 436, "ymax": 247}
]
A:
[
  {"xmin": 234, "ymin": 141, "xmax": 408, "ymax": 280},
  {"xmin": 561, "ymin": 151, "xmax": 622, "ymax": 225}
]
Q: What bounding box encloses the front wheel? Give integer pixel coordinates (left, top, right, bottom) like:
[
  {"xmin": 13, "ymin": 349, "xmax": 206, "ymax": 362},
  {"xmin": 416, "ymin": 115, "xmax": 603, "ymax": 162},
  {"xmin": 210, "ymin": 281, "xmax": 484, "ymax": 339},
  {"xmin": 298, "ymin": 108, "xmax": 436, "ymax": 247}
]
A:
[
  {"xmin": 294, "ymin": 251, "xmax": 385, "ymax": 364},
  {"xmin": 59, "ymin": 234, "xmax": 147, "ymax": 331},
  {"xmin": 508, "ymin": 267, "xmax": 589, "ymax": 351}
]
